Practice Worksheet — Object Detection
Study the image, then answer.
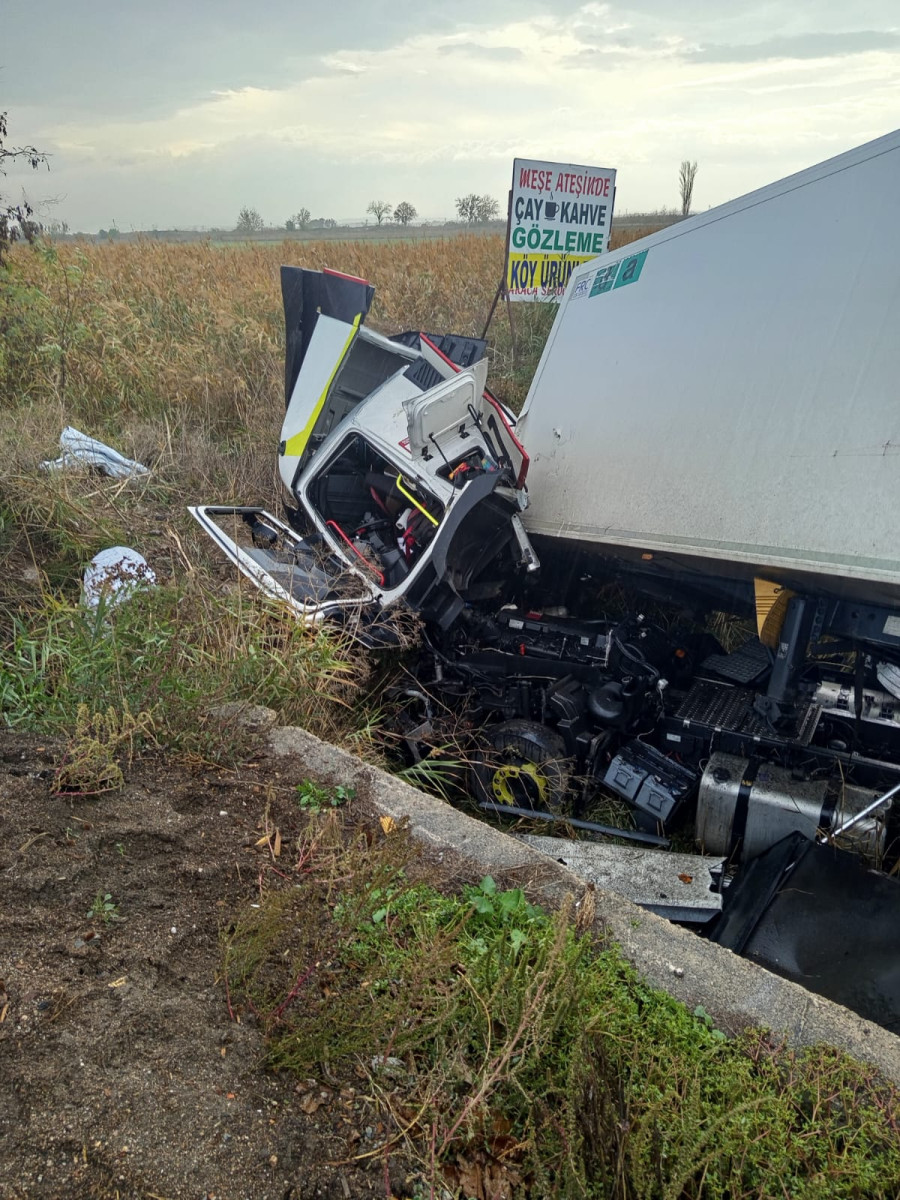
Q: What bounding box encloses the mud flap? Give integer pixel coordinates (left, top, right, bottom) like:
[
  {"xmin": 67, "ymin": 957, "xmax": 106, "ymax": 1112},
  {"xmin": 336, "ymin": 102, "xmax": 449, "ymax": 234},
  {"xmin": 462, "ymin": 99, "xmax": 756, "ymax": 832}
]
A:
[{"xmin": 710, "ymin": 831, "xmax": 900, "ymax": 1031}]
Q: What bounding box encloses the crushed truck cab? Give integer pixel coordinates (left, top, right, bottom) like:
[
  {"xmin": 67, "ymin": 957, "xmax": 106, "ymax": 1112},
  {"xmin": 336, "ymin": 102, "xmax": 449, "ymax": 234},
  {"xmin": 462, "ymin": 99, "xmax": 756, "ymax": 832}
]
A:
[{"xmin": 191, "ymin": 266, "xmax": 536, "ymax": 633}]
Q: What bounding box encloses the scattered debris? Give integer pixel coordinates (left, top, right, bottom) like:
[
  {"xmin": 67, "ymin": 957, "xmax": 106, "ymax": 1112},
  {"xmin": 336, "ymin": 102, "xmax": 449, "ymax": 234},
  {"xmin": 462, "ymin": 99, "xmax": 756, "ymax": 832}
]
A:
[
  {"xmin": 519, "ymin": 834, "xmax": 724, "ymax": 924},
  {"xmin": 190, "ymin": 134, "xmax": 900, "ymax": 1031},
  {"xmin": 41, "ymin": 426, "xmax": 149, "ymax": 479},
  {"xmin": 82, "ymin": 547, "xmax": 157, "ymax": 610}
]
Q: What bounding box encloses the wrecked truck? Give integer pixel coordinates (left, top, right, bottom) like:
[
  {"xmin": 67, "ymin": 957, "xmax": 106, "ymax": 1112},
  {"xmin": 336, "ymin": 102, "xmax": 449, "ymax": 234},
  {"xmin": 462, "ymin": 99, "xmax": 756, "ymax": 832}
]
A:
[{"xmin": 193, "ymin": 130, "xmax": 900, "ymax": 1029}]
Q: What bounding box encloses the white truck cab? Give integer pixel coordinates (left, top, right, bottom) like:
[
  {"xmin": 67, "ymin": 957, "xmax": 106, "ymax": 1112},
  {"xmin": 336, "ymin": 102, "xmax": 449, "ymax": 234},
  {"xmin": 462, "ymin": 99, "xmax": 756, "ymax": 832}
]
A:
[{"xmin": 191, "ymin": 267, "xmax": 537, "ymax": 634}]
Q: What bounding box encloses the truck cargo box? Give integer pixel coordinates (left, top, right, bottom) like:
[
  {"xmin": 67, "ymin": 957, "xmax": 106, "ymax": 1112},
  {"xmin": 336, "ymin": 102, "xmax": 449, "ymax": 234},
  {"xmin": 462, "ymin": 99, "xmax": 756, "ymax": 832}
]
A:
[{"xmin": 517, "ymin": 130, "xmax": 900, "ymax": 603}]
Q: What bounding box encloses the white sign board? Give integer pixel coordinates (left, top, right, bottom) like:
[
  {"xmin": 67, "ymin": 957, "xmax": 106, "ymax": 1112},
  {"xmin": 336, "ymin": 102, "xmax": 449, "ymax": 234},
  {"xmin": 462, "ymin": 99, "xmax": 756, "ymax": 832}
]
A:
[{"xmin": 506, "ymin": 157, "xmax": 616, "ymax": 301}]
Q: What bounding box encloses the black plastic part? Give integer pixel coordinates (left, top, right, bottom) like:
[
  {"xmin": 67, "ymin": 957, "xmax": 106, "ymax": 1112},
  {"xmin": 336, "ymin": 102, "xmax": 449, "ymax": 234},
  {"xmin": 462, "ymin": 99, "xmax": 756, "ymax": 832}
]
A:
[
  {"xmin": 478, "ymin": 802, "xmax": 670, "ymax": 847},
  {"xmin": 391, "ymin": 330, "xmax": 487, "ymax": 366},
  {"xmin": 406, "ymin": 471, "xmax": 516, "ymax": 630},
  {"xmin": 700, "ymin": 638, "xmax": 772, "ymax": 685},
  {"xmin": 709, "ymin": 832, "xmax": 805, "ymax": 953},
  {"xmin": 710, "ymin": 832, "xmax": 900, "ymax": 1031},
  {"xmin": 588, "ymin": 681, "xmax": 626, "ymax": 724}
]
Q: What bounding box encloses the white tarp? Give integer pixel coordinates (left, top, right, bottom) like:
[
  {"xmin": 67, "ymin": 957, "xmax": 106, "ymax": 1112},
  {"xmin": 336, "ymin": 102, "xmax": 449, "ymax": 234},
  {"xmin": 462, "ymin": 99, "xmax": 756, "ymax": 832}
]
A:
[{"xmin": 41, "ymin": 427, "xmax": 149, "ymax": 479}]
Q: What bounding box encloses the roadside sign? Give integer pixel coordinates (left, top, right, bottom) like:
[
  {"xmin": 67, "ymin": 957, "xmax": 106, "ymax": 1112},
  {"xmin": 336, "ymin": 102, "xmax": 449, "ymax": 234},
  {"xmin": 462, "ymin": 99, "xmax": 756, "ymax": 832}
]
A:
[{"xmin": 506, "ymin": 158, "xmax": 616, "ymax": 301}]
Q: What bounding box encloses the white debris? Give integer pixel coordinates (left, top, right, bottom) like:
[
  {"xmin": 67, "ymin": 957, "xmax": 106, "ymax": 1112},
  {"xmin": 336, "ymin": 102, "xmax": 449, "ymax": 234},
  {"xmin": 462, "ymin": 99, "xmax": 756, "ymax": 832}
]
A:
[
  {"xmin": 369, "ymin": 1055, "xmax": 407, "ymax": 1079},
  {"xmin": 82, "ymin": 547, "xmax": 157, "ymax": 610},
  {"xmin": 41, "ymin": 427, "xmax": 149, "ymax": 479}
]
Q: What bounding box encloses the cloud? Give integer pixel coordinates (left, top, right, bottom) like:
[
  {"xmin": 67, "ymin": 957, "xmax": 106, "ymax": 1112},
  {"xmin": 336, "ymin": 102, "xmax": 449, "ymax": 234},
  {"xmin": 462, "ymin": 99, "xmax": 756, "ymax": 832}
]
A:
[
  {"xmin": 682, "ymin": 30, "xmax": 900, "ymax": 64},
  {"xmin": 438, "ymin": 41, "xmax": 524, "ymax": 60},
  {"xmin": 21, "ymin": 2, "xmax": 900, "ymax": 229},
  {"xmin": 321, "ymin": 56, "xmax": 369, "ymax": 75}
]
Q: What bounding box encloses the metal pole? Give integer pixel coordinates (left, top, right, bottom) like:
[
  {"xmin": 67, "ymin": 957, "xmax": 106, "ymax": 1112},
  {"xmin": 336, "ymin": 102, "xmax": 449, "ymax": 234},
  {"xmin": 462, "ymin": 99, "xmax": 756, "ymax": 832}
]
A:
[
  {"xmin": 505, "ymin": 290, "xmax": 519, "ymax": 371},
  {"xmin": 478, "ymin": 802, "xmax": 670, "ymax": 848},
  {"xmin": 821, "ymin": 779, "xmax": 900, "ymax": 841},
  {"xmin": 480, "ymin": 280, "xmax": 504, "ymax": 340}
]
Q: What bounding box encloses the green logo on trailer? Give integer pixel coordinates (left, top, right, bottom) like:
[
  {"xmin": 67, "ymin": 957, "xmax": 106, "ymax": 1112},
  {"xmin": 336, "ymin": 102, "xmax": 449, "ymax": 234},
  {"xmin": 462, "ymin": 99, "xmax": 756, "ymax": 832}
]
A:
[
  {"xmin": 589, "ymin": 261, "xmax": 620, "ymax": 296},
  {"xmin": 613, "ymin": 250, "xmax": 648, "ymax": 289},
  {"xmin": 589, "ymin": 249, "xmax": 649, "ymax": 299}
]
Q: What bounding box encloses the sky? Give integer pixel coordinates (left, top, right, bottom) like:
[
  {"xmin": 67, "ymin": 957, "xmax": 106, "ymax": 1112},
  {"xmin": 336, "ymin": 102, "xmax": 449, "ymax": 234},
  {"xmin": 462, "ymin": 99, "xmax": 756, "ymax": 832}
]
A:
[{"xmin": 2, "ymin": 0, "xmax": 898, "ymax": 232}]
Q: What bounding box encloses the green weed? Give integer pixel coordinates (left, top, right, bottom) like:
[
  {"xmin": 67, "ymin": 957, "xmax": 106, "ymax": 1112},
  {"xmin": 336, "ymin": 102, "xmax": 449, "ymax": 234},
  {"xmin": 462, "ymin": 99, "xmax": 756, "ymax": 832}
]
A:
[
  {"xmin": 295, "ymin": 779, "xmax": 356, "ymax": 813},
  {"xmin": 0, "ymin": 580, "xmax": 365, "ymax": 763},
  {"xmin": 87, "ymin": 891, "xmax": 120, "ymax": 924},
  {"xmin": 224, "ymin": 813, "xmax": 900, "ymax": 1198}
]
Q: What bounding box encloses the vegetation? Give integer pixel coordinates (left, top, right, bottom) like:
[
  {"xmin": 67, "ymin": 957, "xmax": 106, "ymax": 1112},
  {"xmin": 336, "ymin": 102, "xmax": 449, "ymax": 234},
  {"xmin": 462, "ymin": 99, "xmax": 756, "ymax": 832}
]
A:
[
  {"xmin": 225, "ymin": 804, "xmax": 900, "ymax": 1198},
  {"xmin": 366, "ymin": 199, "xmax": 392, "ymax": 226},
  {"xmin": 393, "ymin": 200, "xmax": 417, "ymax": 225},
  {"xmin": 0, "ymin": 111, "xmax": 49, "ymax": 263},
  {"xmin": 679, "ymin": 161, "xmax": 699, "ymax": 216},
  {"xmin": 285, "ymin": 207, "xmax": 311, "ymax": 231},
  {"xmin": 235, "ymin": 206, "xmax": 265, "ymax": 234},
  {"xmin": 456, "ymin": 192, "xmax": 502, "ymax": 223}
]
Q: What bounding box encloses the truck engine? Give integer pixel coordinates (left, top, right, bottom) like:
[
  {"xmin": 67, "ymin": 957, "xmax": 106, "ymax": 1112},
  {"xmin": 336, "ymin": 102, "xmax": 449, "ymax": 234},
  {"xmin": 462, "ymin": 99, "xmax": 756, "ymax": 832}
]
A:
[{"xmin": 405, "ymin": 573, "xmax": 898, "ymax": 869}]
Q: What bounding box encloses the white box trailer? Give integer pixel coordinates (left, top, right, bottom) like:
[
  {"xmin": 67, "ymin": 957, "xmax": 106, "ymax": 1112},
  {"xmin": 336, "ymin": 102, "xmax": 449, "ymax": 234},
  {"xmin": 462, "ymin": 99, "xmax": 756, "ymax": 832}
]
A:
[{"xmin": 517, "ymin": 130, "xmax": 900, "ymax": 605}]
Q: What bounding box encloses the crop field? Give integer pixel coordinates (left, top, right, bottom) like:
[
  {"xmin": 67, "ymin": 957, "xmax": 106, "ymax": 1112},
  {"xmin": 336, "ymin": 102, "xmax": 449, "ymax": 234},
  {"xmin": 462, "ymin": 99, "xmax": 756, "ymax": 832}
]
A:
[{"xmin": 0, "ymin": 227, "xmax": 654, "ymax": 621}]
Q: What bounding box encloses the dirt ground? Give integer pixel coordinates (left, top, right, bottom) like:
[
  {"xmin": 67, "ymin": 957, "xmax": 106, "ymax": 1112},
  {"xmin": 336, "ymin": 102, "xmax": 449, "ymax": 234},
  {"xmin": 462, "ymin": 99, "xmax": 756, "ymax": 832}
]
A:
[{"xmin": 0, "ymin": 728, "xmax": 426, "ymax": 1200}]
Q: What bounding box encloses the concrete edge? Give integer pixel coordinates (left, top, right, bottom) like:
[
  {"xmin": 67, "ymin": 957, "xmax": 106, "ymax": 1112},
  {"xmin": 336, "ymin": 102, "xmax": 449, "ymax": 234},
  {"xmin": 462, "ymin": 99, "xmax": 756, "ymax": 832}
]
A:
[{"xmin": 268, "ymin": 724, "xmax": 900, "ymax": 1086}]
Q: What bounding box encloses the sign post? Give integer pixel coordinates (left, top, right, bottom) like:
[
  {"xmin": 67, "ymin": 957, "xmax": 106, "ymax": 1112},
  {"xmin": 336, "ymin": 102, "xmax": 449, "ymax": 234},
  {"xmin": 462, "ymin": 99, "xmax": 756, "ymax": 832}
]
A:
[{"xmin": 505, "ymin": 157, "xmax": 616, "ymax": 302}]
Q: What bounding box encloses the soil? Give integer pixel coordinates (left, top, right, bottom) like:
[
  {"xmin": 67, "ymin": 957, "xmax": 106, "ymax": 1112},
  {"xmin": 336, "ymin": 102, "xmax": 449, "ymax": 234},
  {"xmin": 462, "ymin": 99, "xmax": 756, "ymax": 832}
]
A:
[{"xmin": 0, "ymin": 729, "xmax": 426, "ymax": 1200}]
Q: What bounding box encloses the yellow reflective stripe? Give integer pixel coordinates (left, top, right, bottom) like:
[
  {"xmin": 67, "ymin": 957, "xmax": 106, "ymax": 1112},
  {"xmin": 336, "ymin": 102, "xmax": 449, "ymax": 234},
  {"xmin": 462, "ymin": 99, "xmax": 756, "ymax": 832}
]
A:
[
  {"xmin": 283, "ymin": 315, "xmax": 361, "ymax": 459},
  {"xmin": 396, "ymin": 476, "xmax": 439, "ymax": 526}
]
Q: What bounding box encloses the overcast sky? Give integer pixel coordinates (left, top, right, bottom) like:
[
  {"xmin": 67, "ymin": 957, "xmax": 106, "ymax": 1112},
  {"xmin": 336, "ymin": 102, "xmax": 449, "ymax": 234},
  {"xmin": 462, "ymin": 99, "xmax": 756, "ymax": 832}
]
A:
[{"xmin": 3, "ymin": 0, "xmax": 898, "ymax": 231}]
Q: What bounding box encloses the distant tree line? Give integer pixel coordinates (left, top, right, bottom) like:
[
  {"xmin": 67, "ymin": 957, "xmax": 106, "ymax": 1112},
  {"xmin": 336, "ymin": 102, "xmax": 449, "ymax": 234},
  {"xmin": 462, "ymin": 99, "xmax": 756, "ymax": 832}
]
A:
[{"xmin": 232, "ymin": 194, "xmax": 506, "ymax": 235}]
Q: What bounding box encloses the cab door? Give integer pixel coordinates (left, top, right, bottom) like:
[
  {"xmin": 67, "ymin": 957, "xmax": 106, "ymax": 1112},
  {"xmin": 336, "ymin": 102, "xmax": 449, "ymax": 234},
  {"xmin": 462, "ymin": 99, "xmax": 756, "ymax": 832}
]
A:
[{"xmin": 403, "ymin": 364, "xmax": 530, "ymax": 489}]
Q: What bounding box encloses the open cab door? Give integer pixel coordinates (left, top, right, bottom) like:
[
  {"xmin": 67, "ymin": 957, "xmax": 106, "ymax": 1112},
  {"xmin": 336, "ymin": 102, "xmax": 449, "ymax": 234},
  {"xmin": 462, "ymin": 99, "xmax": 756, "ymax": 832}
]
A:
[
  {"xmin": 404, "ymin": 357, "xmax": 529, "ymax": 491},
  {"xmin": 187, "ymin": 505, "xmax": 380, "ymax": 620},
  {"xmin": 288, "ymin": 363, "xmax": 538, "ymax": 629}
]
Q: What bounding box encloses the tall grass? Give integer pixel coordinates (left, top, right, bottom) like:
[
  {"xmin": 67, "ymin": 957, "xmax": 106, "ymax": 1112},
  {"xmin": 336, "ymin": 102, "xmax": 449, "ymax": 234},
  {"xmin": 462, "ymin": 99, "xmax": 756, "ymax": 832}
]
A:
[{"xmin": 0, "ymin": 229, "xmax": 656, "ymax": 757}]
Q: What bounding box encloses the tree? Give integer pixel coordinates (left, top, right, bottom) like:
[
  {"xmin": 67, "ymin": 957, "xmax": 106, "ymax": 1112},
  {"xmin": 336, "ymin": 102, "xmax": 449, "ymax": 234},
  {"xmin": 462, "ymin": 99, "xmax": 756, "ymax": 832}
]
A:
[
  {"xmin": 393, "ymin": 201, "xmax": 417, "ymax": 226},
  {"xmin": 455, "ymin": 193, "xmax": 480, "ymax": 223},
  {"xmin": 366, "ymin": 200, "xmax": 392, "ymax": 226},
  {"xmin": 678, "ymin": 161, "xmax": 699, "ymax": 217},
  {"xmin": 287, "ymin": 207, "xmax": 310, "ymax": 231},
  {"xmin": 455, "ymin": 193, "xmax": 500, "ymax": 223},
  {"xmin": 235, "ymin": 207, "xmax": 264, "ymax": 234},
  {"xmin": 475, "ymin": 194, "xmax": 500, "ymax": 222},
  {"xmin": 0, "ymin": 111, "xmax": 49, "ymax": 264}
]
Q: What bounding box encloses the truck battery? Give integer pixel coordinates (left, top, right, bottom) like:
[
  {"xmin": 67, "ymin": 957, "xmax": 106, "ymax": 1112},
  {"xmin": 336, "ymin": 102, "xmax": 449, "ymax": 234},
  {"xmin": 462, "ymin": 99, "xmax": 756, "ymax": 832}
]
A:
[
  {"xmin": 697, "ymin": 751, "xmax": 889, "ymax": 863},
  {"xmin": 603, "ymin": 741, "xmax": 699, "ymax": 832}
]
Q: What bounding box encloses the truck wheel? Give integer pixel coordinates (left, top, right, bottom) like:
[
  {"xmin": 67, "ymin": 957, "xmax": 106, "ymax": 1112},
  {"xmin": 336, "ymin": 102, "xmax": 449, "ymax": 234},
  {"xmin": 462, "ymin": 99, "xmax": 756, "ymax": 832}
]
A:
[{"xmin": 471, "ymin": 720, "xmax": 571, "ymax": 813}]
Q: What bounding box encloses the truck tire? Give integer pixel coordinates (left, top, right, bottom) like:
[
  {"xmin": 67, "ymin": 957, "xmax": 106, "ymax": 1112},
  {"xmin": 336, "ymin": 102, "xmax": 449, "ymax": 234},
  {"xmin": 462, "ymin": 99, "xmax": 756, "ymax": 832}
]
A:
[{"xmin": 471, "ymin": 720, "xmax": 571, "ymax": 813}]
